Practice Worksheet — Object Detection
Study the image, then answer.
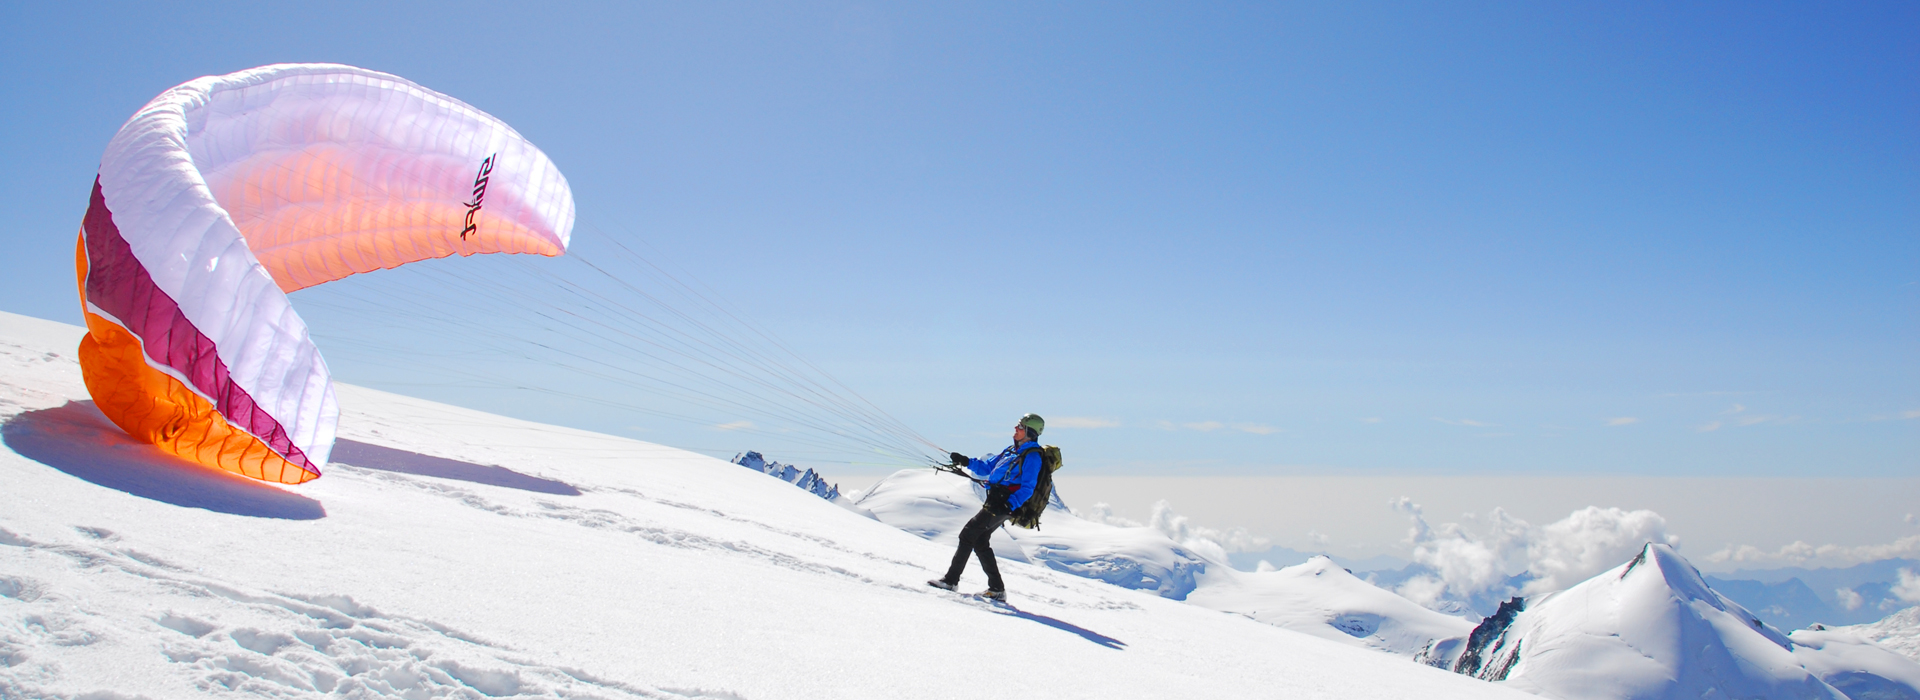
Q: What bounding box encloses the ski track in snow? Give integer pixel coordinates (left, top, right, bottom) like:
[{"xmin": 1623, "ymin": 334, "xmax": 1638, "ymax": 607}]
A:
[
  {"xmin": 341, "ymin": 463, "xmax": 917, "ymax": 595},
  {"xmin": 587, "ymin": 485, "xmax": 924, "ymax": 570},
  {"xmin": 0, "ymin": 523, "xmax": 738, "ymax": 700}
]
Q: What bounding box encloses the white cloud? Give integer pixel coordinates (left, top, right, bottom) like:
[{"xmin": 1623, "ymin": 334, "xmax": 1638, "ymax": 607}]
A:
[
  {"xmin": 1697, "ymin": 421, "xmax": 1723, "ymax": 432},
  {"xmin": 1361, "ymin": 417, "xmax": 1383, "ymax": 424},
  {"xmin": 1148, "ymin": 500, "xmax": 1270, "ymax": 562},
  {"xmin": 1432, "ymin": 417, "xmax": 1496, "ymax": 427},
  {"xmin": 1391, "ymin": 498, "xmax": 1528, "ymax": 604},
  {"xmin": 1703, "ymin": 534, "xmax": 1920, "ymax": 568},
  {"xmin": 1728, "ymin": 403, "xmax": 1747, "ymax": 414},
  {"xmin": 1523, "ymin": 507, "xmax": 1679, "ymax": 595},
  {"xmin": 1836, "ymin": 587, "xmax": 1864, "ymax": 611},
  {"xmin": 1069, "ymin": 501, "xmax": 1270, "ymax": 564},
  {"xmin": 1388, "ymin": 499, "xmax": 1679, "ymax": 606},
  {"xmin": 713, "ymin": 420, "xmax": 755, "ymax": 431},
  {"xmin": 1606, "ymin": 417, "xmax": 1640, "ymax": 426},
  {"xmin": 1071, "ymin": 502, "xmax": 1141, "ymax": 528},
  {"xmin": 1256, "ymin": 560, "xmax": 1277, "ymax": 573},
  {"xmin": 1308, "ymin": 528, "xmax": 1330, "ymax": 547},
  {"xmin": 1051, "ymin": 416, "xmax": 1120, "ymax": 429},
  {"xmin": 1896, "ymin": 569, "xmax": 1920, "ymax": 604},
  {"xmin": 1907, "ymin": 514, "xmax": 1917, "ymax": 526},
  {"xmin": 1904, "ymin": 410, "xmax": 1920, "ymax": 420},
  {"xmin": 1153, "ymin": 420, "xmax": 1266, "ymax": 433},
  {"xmin": 1397, "ymin": 575, "xmax": 1450, "ymax": 609}
]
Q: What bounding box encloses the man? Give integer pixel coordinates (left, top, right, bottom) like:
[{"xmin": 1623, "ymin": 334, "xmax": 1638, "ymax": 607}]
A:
[{"xmin": 928, "ymin": 413, "xmax": 1046, "ymax": 601}]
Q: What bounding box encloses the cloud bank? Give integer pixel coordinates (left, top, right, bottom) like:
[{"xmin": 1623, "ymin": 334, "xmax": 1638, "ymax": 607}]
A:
[
  {"xmin": 1704, "ymin": 535, "xmax": 1920, "ymax": 569},
  {"xmin": 1896, "ymin": 568, "xmax": 1920, "ymax": 604},
  {"xmin": 1389, "ymin": 498, "xmax": 1680, "ymax": 607},
  {"xmin": 1073, "ymin": 500, "xmax": 1270, "ymax": 564}
]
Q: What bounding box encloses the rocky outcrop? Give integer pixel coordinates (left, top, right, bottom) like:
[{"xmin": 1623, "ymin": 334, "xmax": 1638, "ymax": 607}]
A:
[
  {"xmin": 732, "ymin": 451, "xmax": 839, "ymax": 501},
  {"xmin": 1453, "ymin": 596, "xmax": 1525, "ymax": 680}
]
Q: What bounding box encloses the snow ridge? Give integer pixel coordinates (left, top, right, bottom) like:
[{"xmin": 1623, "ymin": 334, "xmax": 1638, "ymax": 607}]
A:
[
  {"xmin": 1824, "ymin": 606, "xmax": 1920, "ymax": 663},
  {"xmin": 731, "ymin": 451, "xmax": 840, "ymax": 501}
]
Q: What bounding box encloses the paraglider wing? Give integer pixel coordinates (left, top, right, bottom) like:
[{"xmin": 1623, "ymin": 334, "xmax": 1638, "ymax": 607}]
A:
[{"xmin": 75, "ymin": 64, "xmax": 574, "ymax": 484}]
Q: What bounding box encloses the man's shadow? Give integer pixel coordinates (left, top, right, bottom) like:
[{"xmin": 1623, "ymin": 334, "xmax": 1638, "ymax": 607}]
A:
[
  {"xmin": 2, "ymin": 401, "xmax": 325, "ymax": 520},
  {"xmin": 985, "ymin": 604, "xmax": 1128, "ymax": 650}
]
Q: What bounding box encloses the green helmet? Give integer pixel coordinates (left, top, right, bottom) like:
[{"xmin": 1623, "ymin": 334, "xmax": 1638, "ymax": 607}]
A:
[{"xmin": 1018, "ymin": 413, "xmax": 1045, "ymax": 438}]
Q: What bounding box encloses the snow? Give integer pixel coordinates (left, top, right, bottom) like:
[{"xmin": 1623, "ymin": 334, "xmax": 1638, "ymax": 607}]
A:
[
  {"xmin": 0, "ymin": 311, "xmax": 1524, "ymax": 699},
  {"xmin": 854, "ymin": 468, "xmax": 1473, "ymax": 658},
  {"xmin": 1187, "ymin": 556, "xmax": 1476, "ymax": 659},
  {"xmin": 1790, "ymin": 625, "xmax": 1920, "ymax": 700},
  {"xmin": 1825, "ymin": 606, "xmax": 1920, "ymax": 664}
]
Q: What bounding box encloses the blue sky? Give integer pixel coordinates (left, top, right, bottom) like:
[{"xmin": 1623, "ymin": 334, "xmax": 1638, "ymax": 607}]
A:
[{"xmin": 2, "ymin": 1, "xmax": 1914, "ymax": 478}]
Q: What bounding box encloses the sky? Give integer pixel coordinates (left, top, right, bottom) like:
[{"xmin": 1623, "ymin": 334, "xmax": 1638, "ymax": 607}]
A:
[{"xmin": 1, "ymin": 0, "xmax": 1914, "ymax": 502}]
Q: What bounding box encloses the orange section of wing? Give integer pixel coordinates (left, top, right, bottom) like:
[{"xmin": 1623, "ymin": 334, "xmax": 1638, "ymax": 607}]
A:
[
  {"xmin": 244, "ymin": 204, "xmax": 564, "ymax": 292},
  {"xmin": 207, "ymin": 147, "xmax": 564, "ymax": 292},
  {"xmin": 74, "ymin": 233, "xmax": 317, "ymax": 485}
]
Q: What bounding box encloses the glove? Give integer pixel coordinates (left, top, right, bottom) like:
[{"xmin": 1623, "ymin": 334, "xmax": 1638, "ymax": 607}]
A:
[
  {"xmin": 986, "ymin": 485, "xmax": 1016, "ymax": 515},
  {"xmin": 949, "ymin": 452, "xmax": 969, "ymax": 466}
]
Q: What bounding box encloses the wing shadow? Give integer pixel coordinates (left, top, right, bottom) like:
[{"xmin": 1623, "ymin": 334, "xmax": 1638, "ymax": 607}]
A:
[
  {"xmin": 1, "ymin": 401, "xmax": 326, "ymax": 520},
  {"xmin": 329, "ymin": 438, "xmax": 580, "ymax": 496}
]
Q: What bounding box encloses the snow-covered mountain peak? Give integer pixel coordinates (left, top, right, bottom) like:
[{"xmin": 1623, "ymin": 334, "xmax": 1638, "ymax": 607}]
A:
[
  {"xmin": 1284, "ymin": 554, "xmax": 1351, "ymax": 578},
  {"xmin": 1612, "ymin": 542, "xmax": 1795, "ymax": 649},
  {"xmin": 1190, "ymin": 554, "xmax": 1476, "ymax": 659},
  {"xmin": 1451, "ymin": 541, "xmax": 1920, "ymax": 699}
]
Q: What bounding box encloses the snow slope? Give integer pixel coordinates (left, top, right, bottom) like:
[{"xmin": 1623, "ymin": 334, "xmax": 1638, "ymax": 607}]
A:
[
  {"xmin": 1789, "ymin": 624, "xmax": 1920, "ymax": 700},
  {"xmin": 0, "ymin": 311, "xmax": 1524, "ymax": 700},
  {"xmin": 1452, "ymin": 543, "xmax": 1920, "ymax": 700},
  {"xmin": 1826, "ymin": 606, "xmax": 1920, "ymax": 664},
  {"xmin": 855, "ymin": 469, "xmax": 1473, "ymax": 658},
  {"xmin": 1188, "ymin": 556, "xmax": 1475, "ymax": 659}
]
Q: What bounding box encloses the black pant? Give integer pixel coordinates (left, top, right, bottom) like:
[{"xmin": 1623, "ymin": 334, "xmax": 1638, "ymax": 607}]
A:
[{"xmin": 943, "ymin": 504, "xmax": 1011, "ymax": 591}]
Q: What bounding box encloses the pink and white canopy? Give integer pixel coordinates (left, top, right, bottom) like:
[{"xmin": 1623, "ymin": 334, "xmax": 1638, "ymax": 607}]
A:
[{"xmin": 76, "ymin": 64, "xmax": 574, "ymax": 484}]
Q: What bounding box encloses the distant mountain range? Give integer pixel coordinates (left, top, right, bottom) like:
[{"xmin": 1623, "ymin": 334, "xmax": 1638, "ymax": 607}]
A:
[{"xmin": 1706, "ymin": 559, "xmax": 1920, "ymax": 630}]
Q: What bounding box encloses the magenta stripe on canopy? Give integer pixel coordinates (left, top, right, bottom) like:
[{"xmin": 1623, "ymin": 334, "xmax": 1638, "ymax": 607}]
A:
[{"xmin": 82, "ymin": 178, "xmax": 319, "ymax": 477}]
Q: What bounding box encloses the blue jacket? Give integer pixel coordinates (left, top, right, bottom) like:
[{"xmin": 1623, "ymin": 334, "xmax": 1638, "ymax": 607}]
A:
[{"xmin": 963, "ymin": 440, "xmax": 1045, "ymax": 510}]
